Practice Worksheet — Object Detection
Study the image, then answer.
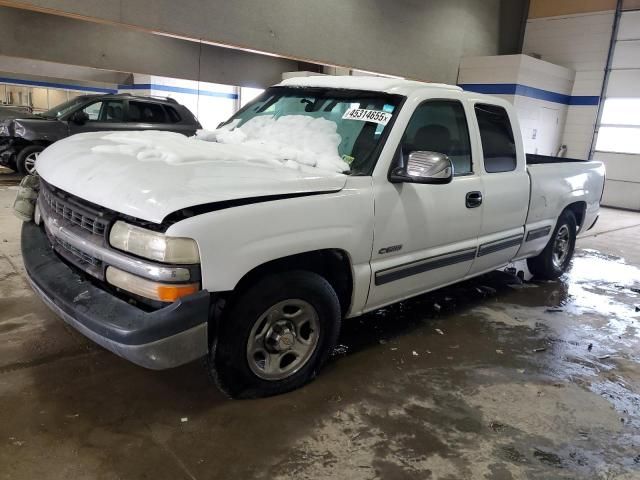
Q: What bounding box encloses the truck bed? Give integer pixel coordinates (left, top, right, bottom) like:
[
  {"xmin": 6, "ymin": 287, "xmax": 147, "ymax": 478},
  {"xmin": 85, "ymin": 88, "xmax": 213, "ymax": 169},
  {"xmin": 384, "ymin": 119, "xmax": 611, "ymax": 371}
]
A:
[{"xmin": 526, "ymin": 154, "xmax": 587, "ymax": 165}]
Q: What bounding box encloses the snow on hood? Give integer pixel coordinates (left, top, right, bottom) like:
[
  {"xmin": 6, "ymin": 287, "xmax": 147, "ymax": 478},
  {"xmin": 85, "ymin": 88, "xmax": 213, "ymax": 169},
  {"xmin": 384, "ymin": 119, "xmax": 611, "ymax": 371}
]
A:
[
  {"xmin": 194, "ymin": 115, "xmax": 350, "ymax": 173},
  {"xmin": 36, "ymin": 130, "xmax": 348, "ymax": 224}
]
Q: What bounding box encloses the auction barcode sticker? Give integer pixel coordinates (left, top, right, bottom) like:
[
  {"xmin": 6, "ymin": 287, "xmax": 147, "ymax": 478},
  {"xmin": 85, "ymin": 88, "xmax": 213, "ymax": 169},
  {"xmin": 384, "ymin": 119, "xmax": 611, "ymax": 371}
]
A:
[{"xmin": 342, "ymin": 108, "xmax": 392, "ymax": 125}]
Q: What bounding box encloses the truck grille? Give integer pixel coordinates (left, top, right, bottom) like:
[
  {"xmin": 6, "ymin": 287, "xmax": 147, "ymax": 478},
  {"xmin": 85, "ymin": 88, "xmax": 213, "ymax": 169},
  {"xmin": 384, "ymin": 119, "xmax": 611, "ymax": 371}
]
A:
[
  {"xmin": 40, "ymin": 180, "xmax": 111, "ymax": 237},
  {"xmin": 54, "ymin": 237, "xmax": 101, "ymax": 267}
]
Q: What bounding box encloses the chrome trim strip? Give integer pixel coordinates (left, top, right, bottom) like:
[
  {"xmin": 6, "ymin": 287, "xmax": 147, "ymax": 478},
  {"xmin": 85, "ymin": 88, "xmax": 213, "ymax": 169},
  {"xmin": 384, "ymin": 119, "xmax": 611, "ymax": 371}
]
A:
[
  {"xmin": 477, "ymin": 234, "xmax": 524, "ymax": 257},
  {"xmin": 375, "ymin": 247, "xmax": 477, "ymax": 286},
  {"xmin": 40, "ymin": 204, "xmax": 191, "ymax": 282},
  {"xmin": 526, "ymin": 226, "xmax": 552, "ymax": 242}
]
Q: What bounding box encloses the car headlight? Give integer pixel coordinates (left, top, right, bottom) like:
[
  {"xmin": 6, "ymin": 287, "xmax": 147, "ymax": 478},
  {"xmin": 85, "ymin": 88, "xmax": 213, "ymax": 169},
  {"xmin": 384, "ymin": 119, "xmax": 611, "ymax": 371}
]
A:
[{"xmin": 109, "ymin": 221, "xmax": 200, "ymax": 264}]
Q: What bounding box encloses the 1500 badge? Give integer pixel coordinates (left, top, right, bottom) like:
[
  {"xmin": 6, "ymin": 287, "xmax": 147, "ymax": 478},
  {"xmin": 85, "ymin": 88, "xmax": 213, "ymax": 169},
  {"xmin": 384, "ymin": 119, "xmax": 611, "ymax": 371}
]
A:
[{"xmin": 379, "ymin": 245, "xmax": 403, "ymax": 254}]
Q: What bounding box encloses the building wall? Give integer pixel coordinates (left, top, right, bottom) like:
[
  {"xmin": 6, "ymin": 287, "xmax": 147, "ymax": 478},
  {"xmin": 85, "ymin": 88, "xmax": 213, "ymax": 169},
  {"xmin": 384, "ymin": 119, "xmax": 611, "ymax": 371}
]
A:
[
  {"xmin": 119, "ymin": 75, "xmax": 240, "ymax": 130},
  {"xmin": 523, "ymin": 1, "xmax": 640, "ymax": 210},
  {"xmin": 0, "ymin": 0, "xmax": 528, "ymax": 84},
  {"xmin": 0, "ymin": 72, "xmax": 119, "ymax": 113},
  {"xmin": 522, "ymin": 10, "xmax": 615, "ymax": 160},
  {"xmin": 528, "ymin": 0, "xmax": 617, "ymax": 18},
  {"xmin": 596, "ymin": 8, "xmax": 640, "ymax": 210},
  {"xmin": 0, "ymin": 7, "xmax": 300, "ymax": 89}
]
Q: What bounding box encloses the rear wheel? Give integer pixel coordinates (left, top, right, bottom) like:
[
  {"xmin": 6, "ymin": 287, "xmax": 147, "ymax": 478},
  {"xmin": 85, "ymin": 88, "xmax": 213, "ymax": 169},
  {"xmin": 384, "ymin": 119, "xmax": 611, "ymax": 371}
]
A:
[
  {"xmin": 208, "ymin": 271, "xmax": 341, "ymax": 399},
  {"xmin": 16, "ymin": 145, "xmax": 44, "ymax": 175},
  {"xmin": 527, "ymin": 210, "xmax": 577, "ymax": 280}
]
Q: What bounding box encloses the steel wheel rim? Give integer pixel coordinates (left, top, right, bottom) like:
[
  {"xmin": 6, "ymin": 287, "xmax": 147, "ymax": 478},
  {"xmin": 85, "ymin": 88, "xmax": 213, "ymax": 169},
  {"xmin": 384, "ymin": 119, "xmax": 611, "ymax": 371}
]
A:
[
  {"xmin": 24, "ymin": 151, "xmax": 39, "ymax": 174},
  {"xmin": 552, "ymin": 224, "xmax": 570, "ymax": 268},
  {"xmin": 246, "ymin": 299, "xmax": 320, "ymax": 381}
]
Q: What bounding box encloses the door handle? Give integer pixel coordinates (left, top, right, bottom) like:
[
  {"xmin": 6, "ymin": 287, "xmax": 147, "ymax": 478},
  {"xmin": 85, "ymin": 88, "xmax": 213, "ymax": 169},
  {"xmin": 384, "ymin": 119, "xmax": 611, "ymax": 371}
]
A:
[{"xmin": 466, "ymin": 191, "xmax": 483, "ymax": 208}]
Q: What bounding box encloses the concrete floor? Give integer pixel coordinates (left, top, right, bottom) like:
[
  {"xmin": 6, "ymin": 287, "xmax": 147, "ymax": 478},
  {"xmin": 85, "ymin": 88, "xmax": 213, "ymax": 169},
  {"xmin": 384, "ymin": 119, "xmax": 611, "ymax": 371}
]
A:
[{"xmin": 1, "ymin": 170, "xmax": 640, "ymax": 479}]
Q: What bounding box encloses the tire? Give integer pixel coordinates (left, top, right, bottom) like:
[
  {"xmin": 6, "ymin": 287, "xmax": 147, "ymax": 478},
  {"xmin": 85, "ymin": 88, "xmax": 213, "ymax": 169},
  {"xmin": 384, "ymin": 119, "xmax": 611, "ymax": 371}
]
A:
[
  {"xmin": 16, "ymin": 145, "xmax": 44, "ymax": 176},
  {"xmin": 208, "ymin": 271, "xmax": 341, "ymax": 399},
  {"xmin": 527, "ymin": 210, "xmax": 577, "ymax": 280}
]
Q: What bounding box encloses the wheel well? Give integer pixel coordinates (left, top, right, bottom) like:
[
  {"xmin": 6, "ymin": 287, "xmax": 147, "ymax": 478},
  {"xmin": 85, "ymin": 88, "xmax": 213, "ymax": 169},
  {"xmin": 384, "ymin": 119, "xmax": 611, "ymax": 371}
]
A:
[
  {"xmin": 23, "ymin": 141, "xmax": 51, "ymax": 150},
  {"xmin": 233, "ymin": 249, "xmax": 354, "ymax": 316},
  {"xmin": 14, "ymin": 141, "xmax": 50, "ymax": 158},
  {"xmin": 564, "ymin": 201, "xmax": 586, "ymax": 232}
]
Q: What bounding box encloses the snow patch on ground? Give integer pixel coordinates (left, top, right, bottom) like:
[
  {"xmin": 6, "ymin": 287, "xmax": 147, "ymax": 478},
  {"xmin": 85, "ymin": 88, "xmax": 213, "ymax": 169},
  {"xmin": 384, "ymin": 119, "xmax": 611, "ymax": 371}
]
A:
[{"xmin": 89, "ymin": 115, "xmax": 349, "ymax": 173}]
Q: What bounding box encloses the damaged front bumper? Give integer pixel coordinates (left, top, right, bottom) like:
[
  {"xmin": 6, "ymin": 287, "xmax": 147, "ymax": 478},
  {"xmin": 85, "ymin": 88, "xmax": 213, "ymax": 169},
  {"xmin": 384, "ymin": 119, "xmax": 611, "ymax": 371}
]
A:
[
  {"xmin": 22, "ymin": 221, "xmax": 210, "ymax": 369},
  {"xmin": 0, "ymin": 138, "xmax": 17, "ymax": 168}
]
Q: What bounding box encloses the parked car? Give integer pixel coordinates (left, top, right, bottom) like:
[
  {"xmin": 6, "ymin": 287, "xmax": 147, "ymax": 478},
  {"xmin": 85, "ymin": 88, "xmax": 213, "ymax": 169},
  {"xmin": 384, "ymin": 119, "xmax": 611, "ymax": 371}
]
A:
[
  {"xmin": 17, "ymin": 76, "xmax": 605, "ymax": 398},
  {"xmin": 0, "ymin": 93, "xmax": 201, "ymax": 174}
]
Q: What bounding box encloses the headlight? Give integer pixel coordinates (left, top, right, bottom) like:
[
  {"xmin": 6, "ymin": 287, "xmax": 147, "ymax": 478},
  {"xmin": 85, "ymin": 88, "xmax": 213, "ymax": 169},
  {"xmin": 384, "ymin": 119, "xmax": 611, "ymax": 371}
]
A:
[{"xmin": 109, "ymin": 221, "xmax": 200, "ymax": 264}]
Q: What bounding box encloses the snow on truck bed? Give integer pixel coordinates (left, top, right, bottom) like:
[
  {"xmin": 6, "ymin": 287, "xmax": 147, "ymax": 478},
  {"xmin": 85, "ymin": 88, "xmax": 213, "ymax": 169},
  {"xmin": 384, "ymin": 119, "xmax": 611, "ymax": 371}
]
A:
[{"xmin": 87, "ymin": 115, "xmax": 350, "ymax": 173}]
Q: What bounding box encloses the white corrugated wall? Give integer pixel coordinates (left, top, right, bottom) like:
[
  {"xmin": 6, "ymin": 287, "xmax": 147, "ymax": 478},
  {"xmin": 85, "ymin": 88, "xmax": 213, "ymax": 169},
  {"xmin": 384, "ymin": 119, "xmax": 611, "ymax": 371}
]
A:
[
  {"xmin": 595, "ymin": 9, "xmax": 640, "ymax": 210},
  {"xmin": 523, "ymin": 11, "xmax": 615, "ymax": 160}
]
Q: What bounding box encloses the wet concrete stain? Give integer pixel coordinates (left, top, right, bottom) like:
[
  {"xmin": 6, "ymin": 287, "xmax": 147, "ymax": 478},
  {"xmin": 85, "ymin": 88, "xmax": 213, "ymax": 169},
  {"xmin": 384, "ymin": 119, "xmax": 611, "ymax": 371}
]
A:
[{"xmin": 1, "ymin": 178, "xmax": 640, "ymax": 479}]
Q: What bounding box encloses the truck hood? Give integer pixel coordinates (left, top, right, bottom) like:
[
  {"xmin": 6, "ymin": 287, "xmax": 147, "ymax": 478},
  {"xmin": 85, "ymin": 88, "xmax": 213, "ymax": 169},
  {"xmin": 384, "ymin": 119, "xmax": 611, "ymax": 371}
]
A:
[{"xmin": 36, "ymin": 131, "xmax": 348, "ymax": 224}]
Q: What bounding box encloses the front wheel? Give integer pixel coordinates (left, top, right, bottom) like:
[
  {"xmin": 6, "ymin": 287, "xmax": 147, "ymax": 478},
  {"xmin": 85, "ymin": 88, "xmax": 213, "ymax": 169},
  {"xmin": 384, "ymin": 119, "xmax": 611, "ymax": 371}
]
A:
[
  {"xmin": 527, "ymin": 210, "xmax": 577, "ymax": 280},
  {"xmin": 16, "ymin": 145, "xmax": 44, "ymax": 175},
  {"xmin": 208, "ymin": 271, "xmax": 341, "ymax": 399}
]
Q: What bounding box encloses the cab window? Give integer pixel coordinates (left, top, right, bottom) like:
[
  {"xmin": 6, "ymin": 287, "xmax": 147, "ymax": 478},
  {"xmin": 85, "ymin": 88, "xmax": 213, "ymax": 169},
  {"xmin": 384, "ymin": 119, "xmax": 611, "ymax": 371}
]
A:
[
  {"xmin": 401, "ymin": 100, "xmax": 472, "ymax": 176},
  {"xmin": 80, "ymin": 100, "xmax": 124, "ymax": 122}
]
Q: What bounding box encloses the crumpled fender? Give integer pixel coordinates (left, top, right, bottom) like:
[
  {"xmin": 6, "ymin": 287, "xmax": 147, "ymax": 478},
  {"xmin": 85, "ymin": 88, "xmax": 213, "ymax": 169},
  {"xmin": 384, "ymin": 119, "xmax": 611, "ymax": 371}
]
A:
[{"xmin": 6, "ymin": 118, "xmax": 68, "ymax": 143}]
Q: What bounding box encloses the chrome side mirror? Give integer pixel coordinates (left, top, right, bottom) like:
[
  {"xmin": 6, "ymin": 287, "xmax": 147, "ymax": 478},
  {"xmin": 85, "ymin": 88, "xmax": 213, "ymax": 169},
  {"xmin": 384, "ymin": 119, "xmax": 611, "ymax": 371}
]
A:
[{"xmin": 390, "ymin": 151, "xmax": 454, "ymax": 184}]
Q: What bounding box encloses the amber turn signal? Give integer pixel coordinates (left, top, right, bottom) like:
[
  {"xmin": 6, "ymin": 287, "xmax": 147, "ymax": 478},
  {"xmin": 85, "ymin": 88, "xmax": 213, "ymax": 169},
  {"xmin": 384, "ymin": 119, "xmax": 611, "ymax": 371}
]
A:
[{"xmin": 106, "ymin": 266, "xmax": 199, "ymax": 302}]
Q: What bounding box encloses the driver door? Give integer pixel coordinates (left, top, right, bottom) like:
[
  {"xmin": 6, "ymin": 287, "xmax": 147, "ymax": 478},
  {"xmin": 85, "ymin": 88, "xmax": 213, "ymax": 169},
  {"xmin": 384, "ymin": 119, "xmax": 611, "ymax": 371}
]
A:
[{"xmin": 366, "ymin": 99, "xmax": 483, "ymax": 310}]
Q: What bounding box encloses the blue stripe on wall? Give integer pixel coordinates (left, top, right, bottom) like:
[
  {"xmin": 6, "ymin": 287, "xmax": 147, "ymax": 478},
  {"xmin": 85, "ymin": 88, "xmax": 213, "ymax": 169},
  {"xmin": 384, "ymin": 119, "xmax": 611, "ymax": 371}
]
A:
[
  {"xmin": 118, "ymin": 83, "xmax": 239, "ymax": 100},
  {"xmin": 458, "ymin": 83, "xmax": 600, "ymax": 106},
  {"xmin": 568, "ymin": 95, "xmax": 601, "ymax": 106},
  {"xmin": 0, "ymin": 76, "xmax": 117, "ymax": 94}
]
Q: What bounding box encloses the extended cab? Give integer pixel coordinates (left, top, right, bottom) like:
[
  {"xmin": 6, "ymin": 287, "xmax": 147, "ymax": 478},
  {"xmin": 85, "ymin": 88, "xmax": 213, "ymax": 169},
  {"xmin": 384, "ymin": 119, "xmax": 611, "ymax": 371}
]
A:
[{"xmin": 18, "ymin": 76, "xmax": 605, "ymax": 398}]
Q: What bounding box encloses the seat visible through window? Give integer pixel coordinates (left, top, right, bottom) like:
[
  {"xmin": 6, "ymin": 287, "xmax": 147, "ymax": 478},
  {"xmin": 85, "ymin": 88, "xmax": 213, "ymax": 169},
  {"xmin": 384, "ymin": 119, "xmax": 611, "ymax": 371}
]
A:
[
  {"xmin": 128, "ymin": 101, "xmax": 167, "ymax": 123},
  {"xmin": 401, "ymin": 101, "xmax": 473, "ymax": 175},
  {"xmin": 412, "ymin": 124, "xmax": 452, "ymax": 155},
  {"xmin": 106, "ymin": 104, "xmax": 123, "ymax": 121}
]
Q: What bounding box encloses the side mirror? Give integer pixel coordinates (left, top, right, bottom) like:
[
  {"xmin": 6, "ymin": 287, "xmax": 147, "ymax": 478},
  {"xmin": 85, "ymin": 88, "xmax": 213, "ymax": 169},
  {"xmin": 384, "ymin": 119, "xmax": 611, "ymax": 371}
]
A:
[
  {"xmin": 70, "ymin": 110, "xmax": 89, "ymax": 125},
  {"xmin": 389, "ymin": 151, "xmax": 454, "ymax": 184}
]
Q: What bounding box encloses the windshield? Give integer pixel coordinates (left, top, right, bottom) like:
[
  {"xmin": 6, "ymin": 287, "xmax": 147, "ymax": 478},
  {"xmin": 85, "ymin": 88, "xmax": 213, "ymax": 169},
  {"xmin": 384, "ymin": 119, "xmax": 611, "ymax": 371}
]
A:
[
  {"xmin": 221, "ymin": 87, "xmax": 403, "ymax": 175},
  {"xmin": 41, "ymin": 97, "xmax": 87, "ymax": 119}
]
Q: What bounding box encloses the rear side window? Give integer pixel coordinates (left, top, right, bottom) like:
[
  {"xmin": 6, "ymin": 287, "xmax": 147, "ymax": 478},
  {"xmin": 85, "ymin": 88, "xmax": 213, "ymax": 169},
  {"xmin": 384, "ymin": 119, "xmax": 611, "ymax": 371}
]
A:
[
  {"xmin": 474, "ymin": 104, "xmax": 517, "ymax": 173},
  {"xmin": 128, "ymin": 101, "xmax": 167, "ymax": 123},
  {"xmin": 165, "ymin": 106, "xmax": 182, "ymax": 123}
]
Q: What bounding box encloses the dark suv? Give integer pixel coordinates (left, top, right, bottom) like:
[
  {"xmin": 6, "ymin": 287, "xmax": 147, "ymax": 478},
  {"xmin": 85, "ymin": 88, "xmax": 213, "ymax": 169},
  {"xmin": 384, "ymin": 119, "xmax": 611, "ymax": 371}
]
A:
[{"xmin": 0, "ymin": 93, "xmax": 201, "ymax": 174}]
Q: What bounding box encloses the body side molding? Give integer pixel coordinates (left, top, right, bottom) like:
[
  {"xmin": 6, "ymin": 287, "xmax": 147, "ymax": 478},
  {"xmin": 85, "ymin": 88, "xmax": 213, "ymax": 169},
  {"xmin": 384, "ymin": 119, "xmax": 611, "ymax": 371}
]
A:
[
  {"xmin": 375, "ymin": 247, "xmax": 477, "ymax": 286},
  {"xmin": 477, "ymin": 234, "xmax": 524, "ymax": 257},
  {"xmin": 525, "ymin": 225, "xmax": 552, "ymax": 242}
]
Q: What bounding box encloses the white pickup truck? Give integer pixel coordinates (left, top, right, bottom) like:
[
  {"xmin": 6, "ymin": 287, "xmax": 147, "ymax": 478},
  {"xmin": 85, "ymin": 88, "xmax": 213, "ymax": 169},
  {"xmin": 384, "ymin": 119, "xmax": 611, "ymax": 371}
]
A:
[{"xmin": 18, "ymin": 76, "xmax": 605, "ymax": 398}]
